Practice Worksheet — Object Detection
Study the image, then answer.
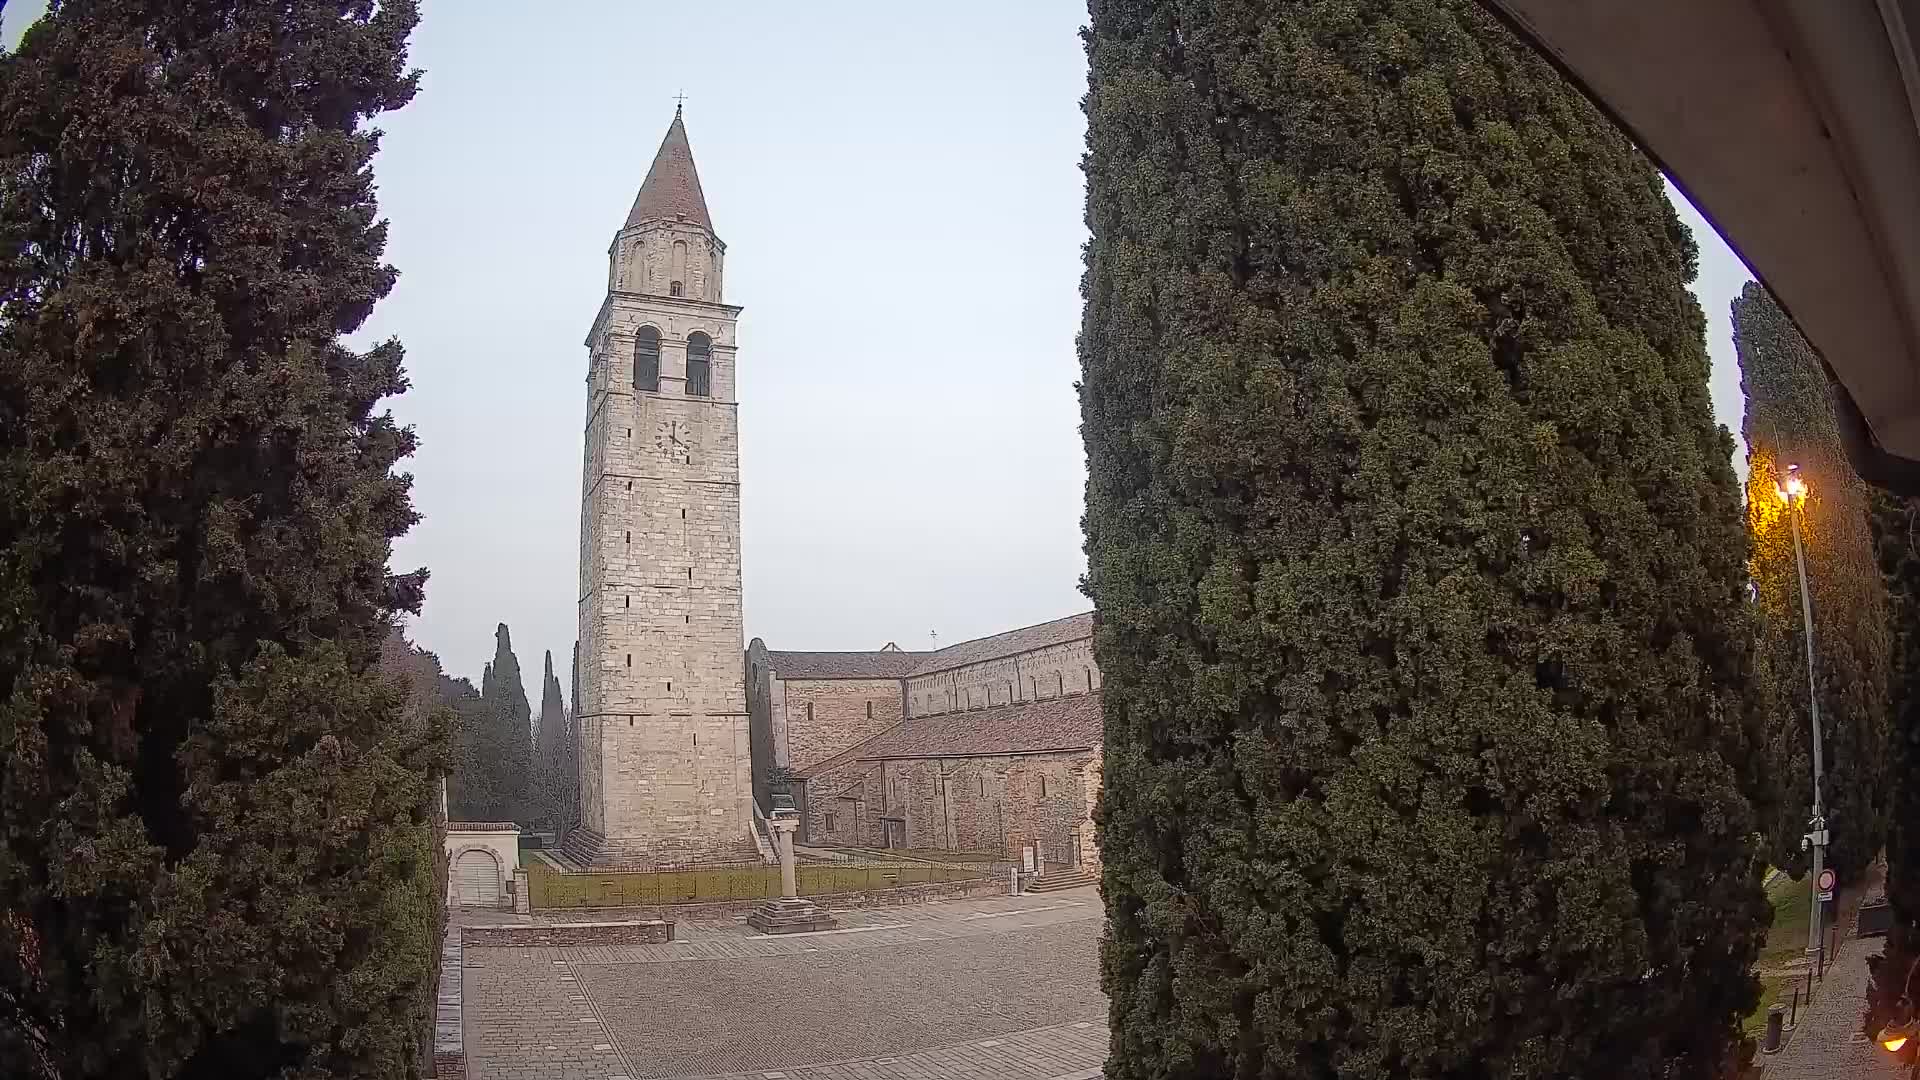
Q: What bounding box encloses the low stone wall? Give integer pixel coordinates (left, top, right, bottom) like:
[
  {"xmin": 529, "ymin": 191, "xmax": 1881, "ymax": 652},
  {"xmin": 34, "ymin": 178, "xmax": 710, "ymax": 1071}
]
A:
[
  {"xmin": 460, "ymin": 919, "xmax": 675, "ymax": 948},
  {"xmin": 834, "ymin": 876, "xmax": 1004, "ymax": 908},
  {"xmin": 432, "ymin": 924, "xmax": 464, "ymax": 1079}
]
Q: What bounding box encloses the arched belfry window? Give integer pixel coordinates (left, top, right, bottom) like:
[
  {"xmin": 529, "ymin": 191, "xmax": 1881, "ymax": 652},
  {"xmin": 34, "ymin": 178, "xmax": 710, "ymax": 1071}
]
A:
[
  {"xmin": 686, "ymin": 332, "xmax": 712, "ymax": 397},
  {"xmin": 634, "ymin": 326, "xmax": 660, "ymax": 393},
  {"xmin": 669, "ymin": 281, "xmax": 684, "ymax": 297}
]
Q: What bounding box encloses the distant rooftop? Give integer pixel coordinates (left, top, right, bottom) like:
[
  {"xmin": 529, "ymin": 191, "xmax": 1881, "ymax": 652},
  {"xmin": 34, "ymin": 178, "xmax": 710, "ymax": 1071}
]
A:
[
  {"xmin": 795, "ymin": 692, "xmax": 1102, "ymax": 777},
  {"xmin": 762, "ymin": 611, "xmax": 1094, "ymax": 682},
  {"xmin": 763, "ymin": 649, "xmax": 923, "ymax": 680},
  {"xmin": 907, "ymin": 612, "xmax": 1093, "ymax": 677}
]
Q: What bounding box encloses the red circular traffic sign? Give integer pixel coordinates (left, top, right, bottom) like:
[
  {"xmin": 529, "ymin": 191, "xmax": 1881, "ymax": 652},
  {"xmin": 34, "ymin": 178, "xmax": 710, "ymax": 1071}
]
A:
[{"xmin": 1818, "ymin": 869, "xmax": 1837, "ymax": 892}]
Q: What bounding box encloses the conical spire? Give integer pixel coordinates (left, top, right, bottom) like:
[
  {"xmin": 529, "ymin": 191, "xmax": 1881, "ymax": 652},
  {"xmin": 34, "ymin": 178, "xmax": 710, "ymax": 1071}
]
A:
[{"xmin": 625, "ymin": 109, "xmax": 713, "ymax": 232}]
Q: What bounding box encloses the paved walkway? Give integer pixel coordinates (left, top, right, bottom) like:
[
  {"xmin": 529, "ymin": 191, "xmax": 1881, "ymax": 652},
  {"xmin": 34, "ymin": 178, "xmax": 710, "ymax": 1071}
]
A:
[
  {"xmin": 462, "ymin": 887, "xmax": 1107, "ymax": 1080},
  {"xmin": 1763, "ymin": 871, "xmax": 1903, "ymax": 1080},
  {"xmin": 680, "ymin": 1019, "xmax": 1106, "ymax": 1080}
]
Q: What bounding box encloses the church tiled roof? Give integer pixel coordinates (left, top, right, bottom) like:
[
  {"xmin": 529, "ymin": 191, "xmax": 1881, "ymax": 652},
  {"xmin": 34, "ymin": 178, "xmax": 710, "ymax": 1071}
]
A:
[
  {"xmin": 765, "ymin": 650, "xmax": 925, "ymax": 680},
  {"xmin": 625, "ymin": 109, "xmax": 713, "ymax": 232},
  {"xmin": 764, "ymin": 612, "xmax": 1095, "ymax": 682},
  {"xmin": 907, "ymin": 611, "xmax": 1094, "ymax": 676},
  {"xmin": 795, "ymin": 693, "xmax": 1102, "ymax": 776}
]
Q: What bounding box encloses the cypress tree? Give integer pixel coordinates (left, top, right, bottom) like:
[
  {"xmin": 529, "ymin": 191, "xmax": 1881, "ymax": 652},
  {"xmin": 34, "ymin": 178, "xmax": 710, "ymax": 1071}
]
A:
[
  {"xmin": 535, "ymin": 650, "xmax": 568, "ymax": 828},
  {"xmin": 1079, "ymin": 2, "xmax": 1770, "ymax": 1077},
  {"xmin": 0, "ymin": 2, "xmax": 439, "ymax": 1077},
  {"xmin": 1869, "ymin": 493, "xmax": 1920, "ymax": 1044},
  {"xmin": 1735, "ymin": 282, "xmax": 1892, "ymax": 883},
  {"xmin": 568, "ymin": 640, "xmax": 581, "ymax": 832},
  {"xmin": 376, "ymin": 627, "xmax": 454, "ymax": 1079},
  {"xmin": 481, "ymin": 623, "xmax": 532, "ymax": 824},
  {"xmin": 443, "ymin": 679, "xmax": 490, "ymax": 822}
]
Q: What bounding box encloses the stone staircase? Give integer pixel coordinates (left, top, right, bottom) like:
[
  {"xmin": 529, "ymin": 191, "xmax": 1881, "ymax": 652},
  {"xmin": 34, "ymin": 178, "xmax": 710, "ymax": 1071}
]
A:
[{"xmin": 1025, "ymin": 866, "xmax": 1098, "ymax": 894}]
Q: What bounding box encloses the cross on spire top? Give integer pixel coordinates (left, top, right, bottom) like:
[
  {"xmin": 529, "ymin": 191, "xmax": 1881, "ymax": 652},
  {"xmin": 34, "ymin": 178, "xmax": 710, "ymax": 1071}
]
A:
[{"xmin": 673, "ymin": 89, "xmax": 688, "ymax": 117}]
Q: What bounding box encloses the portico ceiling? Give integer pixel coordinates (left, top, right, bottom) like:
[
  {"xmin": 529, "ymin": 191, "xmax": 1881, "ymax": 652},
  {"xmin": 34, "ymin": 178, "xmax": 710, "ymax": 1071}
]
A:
[{"xmin": 1480, "ymin": 0, "xmax": 1920, "ymax": 493}]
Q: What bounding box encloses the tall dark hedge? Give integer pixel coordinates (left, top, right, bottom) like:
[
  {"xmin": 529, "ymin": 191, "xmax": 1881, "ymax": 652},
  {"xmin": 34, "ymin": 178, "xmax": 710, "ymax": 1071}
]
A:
[
  {"xmin": 534, "ymin": 650, "xmax": 569, "ymax": 828},
  {"xmin": 377, "ymin": 628, "xmax": 455, "ymax": 1079},
  {"xmin": 1079, "ymin": 2, "xmax": 1770, "ymax": 1077},
  {"xmin": 567, "ymin": 640, "xmax": 581, "ymax": 833},
  {"xmin": 0, "ymin": 2, "xmax": 440, "ymax": 1077},
  {"xmin": 1868, "ymin": 492, "xmax": 1920, "ymax": 1043},
  {"xmin": 443, "ymin": 628, "xmax": 534, "ymax": 825},
  {"xmin": 1735, "ymin": 282, "xmax": 1892, "ymax": 883},
  {"xmin": 480, "ymin": 624, "xmax": 532, "ymax": 823}
]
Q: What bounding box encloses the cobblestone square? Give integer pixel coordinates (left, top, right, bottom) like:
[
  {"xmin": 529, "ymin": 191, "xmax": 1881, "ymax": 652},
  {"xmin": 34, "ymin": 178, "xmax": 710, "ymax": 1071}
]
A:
[{"xmin": 462, "ymin": 890, "xmax": 1108, "ymax": 1080}]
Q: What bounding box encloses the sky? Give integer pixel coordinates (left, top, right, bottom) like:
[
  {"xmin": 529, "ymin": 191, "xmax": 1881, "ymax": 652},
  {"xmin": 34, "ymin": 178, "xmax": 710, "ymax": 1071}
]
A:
[{"xmin": 3, "ymin": 1, "xmax": 1755, "ymax": 706}]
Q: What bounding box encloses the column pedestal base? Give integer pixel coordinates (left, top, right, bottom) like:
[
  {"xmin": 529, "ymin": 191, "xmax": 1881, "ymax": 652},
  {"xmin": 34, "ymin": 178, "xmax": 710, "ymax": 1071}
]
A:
[{"xmin": 746, "ymin": 896, "xmax": 837, "ymax": 935}]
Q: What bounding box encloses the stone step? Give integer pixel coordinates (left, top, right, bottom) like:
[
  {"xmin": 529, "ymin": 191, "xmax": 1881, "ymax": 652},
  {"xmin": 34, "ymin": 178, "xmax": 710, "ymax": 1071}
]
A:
[
  {"xmin": 746, "ymin": 896, "xmax": 838, "ymax": 935},
  {"xmin": 1026, "ymin": 868, "xmax": 1098, "ymax": 893}
]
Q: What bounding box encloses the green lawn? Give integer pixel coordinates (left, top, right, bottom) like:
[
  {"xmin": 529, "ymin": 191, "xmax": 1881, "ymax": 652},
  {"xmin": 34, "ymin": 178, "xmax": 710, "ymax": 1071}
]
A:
[
  {"xmin": 1758, "ymin": 870, "xmax": 1812, "ymax": 969},
  {"xmin": 1743, "ymin": 973, "xmax": 1798, "ymax": 1035}
]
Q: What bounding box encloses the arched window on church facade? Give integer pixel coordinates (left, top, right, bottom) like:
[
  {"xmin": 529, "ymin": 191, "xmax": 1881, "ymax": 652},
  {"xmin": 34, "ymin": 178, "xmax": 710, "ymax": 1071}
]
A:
[
  {"xmin": 634, "ymin": 326, "xmax": 660, "ymax": 393},
  {"xmin": 686, "ymin": 331, "xmax": 712, "ymax": 397}
]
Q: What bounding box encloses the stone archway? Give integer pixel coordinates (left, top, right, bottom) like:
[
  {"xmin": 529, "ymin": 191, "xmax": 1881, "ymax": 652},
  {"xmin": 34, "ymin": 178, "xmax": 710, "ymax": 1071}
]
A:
[{"xmin": 451, "ymin": 846, "xmax": 504, "ymax": 908}]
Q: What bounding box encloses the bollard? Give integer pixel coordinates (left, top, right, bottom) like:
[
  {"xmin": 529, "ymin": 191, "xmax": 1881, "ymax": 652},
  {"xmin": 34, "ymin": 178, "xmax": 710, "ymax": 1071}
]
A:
[
  {"xmin": 1761, "ymin": 1005, "xmax": 1786, "ymax": 1054},
  {"xmin": 1788, "ymin": 983, "xmax": 1800, "ymax": 1029}
]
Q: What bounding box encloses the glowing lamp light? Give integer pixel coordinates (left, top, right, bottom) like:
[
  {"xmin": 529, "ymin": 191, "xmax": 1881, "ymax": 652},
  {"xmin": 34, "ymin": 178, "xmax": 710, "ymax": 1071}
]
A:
[
  {"xmin": 1775, "ymin": 463, "xmax": 1809, "ymax": 504},
  {"xmin": 1877, "ymin": 1012, "xmax": 1919, "ymax": 1060}
]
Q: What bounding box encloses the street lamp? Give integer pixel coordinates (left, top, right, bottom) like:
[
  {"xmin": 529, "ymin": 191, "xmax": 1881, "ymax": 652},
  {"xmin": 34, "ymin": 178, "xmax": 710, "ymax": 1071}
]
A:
[
  {"xmin": 1874, "ymin": 953, "xmax": 1920, "ymax": 1066},
  {"xmin": 1774, "ymin": 463, "xmax": 1830, "ymax": 975}
]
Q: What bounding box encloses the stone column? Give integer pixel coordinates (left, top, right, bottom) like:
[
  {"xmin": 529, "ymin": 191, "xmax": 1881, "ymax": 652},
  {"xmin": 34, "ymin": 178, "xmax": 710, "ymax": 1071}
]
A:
[
  {"xmin": 747, "ymin": 809, "xmax": 835, "ymax": 935},
  {"xmin": 774, "ymin": 818, "xmax": 798, "ymax": 898}
]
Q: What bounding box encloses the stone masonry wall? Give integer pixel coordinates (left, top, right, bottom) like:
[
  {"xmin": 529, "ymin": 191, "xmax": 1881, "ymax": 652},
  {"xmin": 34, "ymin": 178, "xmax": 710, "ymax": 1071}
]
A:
[
  {"xmin": 779, "ymin": 678, "xmax": 906, "ymax": 774},
  {"xmin": 613, "ymin": 219, "xmax": 724, "ymax": 304},
  {"xmin": 576, "ymin": 216, "xmax": 751, "ymax": 864},
  {"xmin": 905, "ymin": 638, "xmax": 1100, "ymax": 718},
  {"xmin": 803, "ymin": 750, "xmax": 1098, "ymax": 869}
]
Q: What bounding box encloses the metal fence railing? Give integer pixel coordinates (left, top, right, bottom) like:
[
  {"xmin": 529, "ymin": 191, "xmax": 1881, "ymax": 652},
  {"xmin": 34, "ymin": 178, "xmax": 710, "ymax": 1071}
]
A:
[{"xmin": 526, "ymin": 860, "xmax": 986, "ymax": 910}]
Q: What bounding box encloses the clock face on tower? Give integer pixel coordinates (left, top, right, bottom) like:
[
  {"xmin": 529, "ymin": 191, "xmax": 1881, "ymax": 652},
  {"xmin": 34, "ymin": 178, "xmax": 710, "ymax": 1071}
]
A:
[{"xmin": 654, "ymin": 419, "xmax": 691, "ymax": 464}]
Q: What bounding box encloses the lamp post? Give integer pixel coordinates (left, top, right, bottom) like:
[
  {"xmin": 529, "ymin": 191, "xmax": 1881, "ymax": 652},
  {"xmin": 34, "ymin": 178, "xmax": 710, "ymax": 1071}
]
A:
[{"xmin": 1776, "ymin": 463, "xmax": 1829, "ymax": 974}]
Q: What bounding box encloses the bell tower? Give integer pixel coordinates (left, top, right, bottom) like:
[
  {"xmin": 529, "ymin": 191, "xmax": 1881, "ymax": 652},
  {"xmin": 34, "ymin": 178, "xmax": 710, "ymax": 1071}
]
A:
[{"xmin": 570, "ymin": 108, "xmax": 752, "ymax": 866}]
